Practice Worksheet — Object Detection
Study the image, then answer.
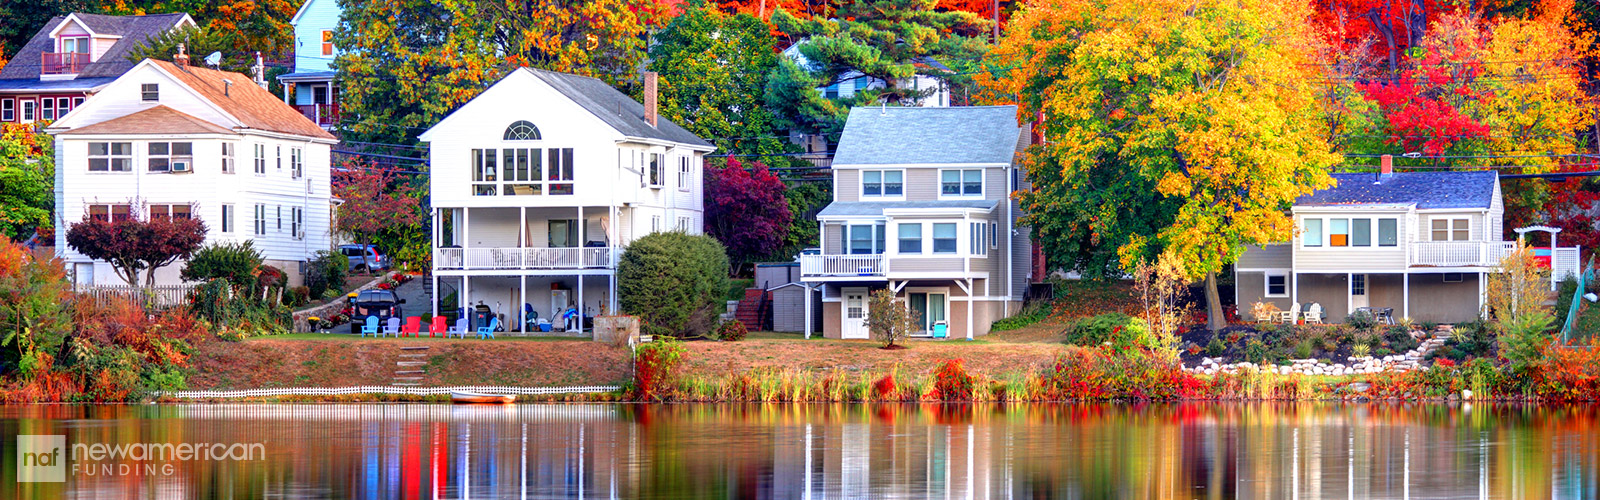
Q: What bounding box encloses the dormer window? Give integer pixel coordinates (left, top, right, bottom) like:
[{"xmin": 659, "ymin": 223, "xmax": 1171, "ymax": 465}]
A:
[
  {"xmin": 141, "ymin": 84, "xmax": 159, "ymax": 101},
  {"xmin": 504, "ymin": 120, "xmax": 541, "ymax": 140},
  {"xmin": 60, "ymin": 37, "xmax": 89, "ymax": 56}
]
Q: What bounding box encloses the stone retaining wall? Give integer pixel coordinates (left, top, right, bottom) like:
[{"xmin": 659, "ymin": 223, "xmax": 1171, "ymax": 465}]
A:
[{"xmin": 292, "ymin": 274, "xmax": 392, "ymax": 332}]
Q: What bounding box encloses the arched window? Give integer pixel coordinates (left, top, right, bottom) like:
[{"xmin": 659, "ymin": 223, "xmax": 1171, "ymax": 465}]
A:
[{"xmin": 503, "ymin": 120, "xmax": 542, "ymax": 140}]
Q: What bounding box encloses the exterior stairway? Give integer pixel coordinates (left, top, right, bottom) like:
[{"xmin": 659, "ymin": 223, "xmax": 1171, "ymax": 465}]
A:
[{"xmin": 733, "ymin": 288, "xmax": 769, "ymax": 330}]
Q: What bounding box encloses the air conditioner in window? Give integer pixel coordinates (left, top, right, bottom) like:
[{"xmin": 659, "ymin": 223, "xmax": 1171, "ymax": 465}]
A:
[
  {"xmin": 171, "ymin": 159, "xmax": 192, "ymax": 173},
  {"xmin": 295, "ymin": 230, "xmax": 306, "ymax": 240}
]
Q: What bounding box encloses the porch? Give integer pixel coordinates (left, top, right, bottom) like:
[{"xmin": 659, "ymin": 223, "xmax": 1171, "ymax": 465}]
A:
[
  {"xmin": 432, "ymin": 274, "xmax": 614, "ymax": 334},
  {"xmin": 432, "ymin": 206, "xmax": 626, "ymax": 272}
]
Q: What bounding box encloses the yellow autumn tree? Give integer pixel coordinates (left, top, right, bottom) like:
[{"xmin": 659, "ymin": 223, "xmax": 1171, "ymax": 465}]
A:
[{"xmin": 979, "ymin": 0, "xmax": 1341, "ymax": 331}]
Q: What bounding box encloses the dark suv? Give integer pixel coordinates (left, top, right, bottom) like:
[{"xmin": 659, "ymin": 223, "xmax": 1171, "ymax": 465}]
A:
[{"xmin": 349, "ymin": 289, "xmax": 406, "ymax": 333}]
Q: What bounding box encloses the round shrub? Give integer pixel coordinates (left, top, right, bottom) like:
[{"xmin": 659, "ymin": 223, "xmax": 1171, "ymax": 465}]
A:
[
  {"xmin": 1065, "ymin": 313, "xmax": 1154, "ymax": 351},
  {"xmin": 716, "ymin": 319, "xmax": 748, "ymax": 341},
  {"xmin": 181, "ymin": 241, "xmax": 262, "ymax": 288},
  {"xmin": 617, "ymin": 232, "xmax": 730, "ymax": 338}
]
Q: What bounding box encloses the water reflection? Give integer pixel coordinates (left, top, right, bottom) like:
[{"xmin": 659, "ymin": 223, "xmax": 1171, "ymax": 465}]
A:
[{"xmin": 3, "ymin": 403, "xmax": 1598, "ymax": 499}]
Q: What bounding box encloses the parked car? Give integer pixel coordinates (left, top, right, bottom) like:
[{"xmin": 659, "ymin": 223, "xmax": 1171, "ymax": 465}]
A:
[
  {"xmin": 349, "ymin": 289, "xmax": 406, "ymax": 333},
  {"xmin": 340, "ymin": 244, "xmax": 390, "ymax": 273}
]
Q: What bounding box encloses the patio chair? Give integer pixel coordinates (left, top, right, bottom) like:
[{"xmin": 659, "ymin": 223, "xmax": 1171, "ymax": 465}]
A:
[
  {"xmin": 447, "ymin": 317, "xmax": 470, "ymax": 338},
  {"xmin": 477, "ymin": 317, "xmax": 499, "ymax": 339},
  {"xmin": 382, "ymin": 317, "xmax": 401, "ymax": 337},
  {"xmin": 1279, "ymin": 303, "xmax": 1301, "ymax": 324},
  {"xmin": 1303, "ymin": 303, "xmax": 1324, "ymax": 324},
  {"xmin": 429, "ymin": 316, "xmax": 449, "ymax": 338},
  {"xmin": 359, "ymin": 316, "xmax": 380, "ymax": 337},
  {"xmin": 401, "ymin": 316, "xmax": 421, "ymax": 337},
  {"xmin": 931, "ymin": 322, "xmax": 948, "ymax": 339},
  {"xmin": 524, "ymin": 304, "xmax": 539, "ymax": 332}
]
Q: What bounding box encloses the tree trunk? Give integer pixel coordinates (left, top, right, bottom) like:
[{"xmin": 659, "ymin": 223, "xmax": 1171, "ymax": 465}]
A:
[{"xmin": 1206, "ymin": 271, "xmax": 1225, "ymax": 333}]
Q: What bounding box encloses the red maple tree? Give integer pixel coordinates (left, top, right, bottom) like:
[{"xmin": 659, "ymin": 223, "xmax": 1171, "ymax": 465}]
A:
[
  {"xmin": 64, "ymin": 205, "xmax": 208, "ymax": 287},
  {"xmin": 332, "ymin": 160, "xmax": 421, "ymax": 266},
  {"xmin": 704, "ymin": 158, "xmax": 792, "ymax": 271}
]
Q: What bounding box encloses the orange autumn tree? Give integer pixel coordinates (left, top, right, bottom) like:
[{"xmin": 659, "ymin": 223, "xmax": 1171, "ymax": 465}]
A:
[{"xmin": 980, "ymin": 0, "xmax": 1340, "ymax": 332}]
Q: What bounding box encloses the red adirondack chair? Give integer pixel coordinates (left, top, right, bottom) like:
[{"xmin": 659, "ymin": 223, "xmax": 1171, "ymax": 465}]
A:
[
  {"xmin": 401, "ymin": 316, "xmax": 421, "ymax": 338},
  {"xmin": 429, "ymin": 316, "xmax": 448, "ymax": 338}
]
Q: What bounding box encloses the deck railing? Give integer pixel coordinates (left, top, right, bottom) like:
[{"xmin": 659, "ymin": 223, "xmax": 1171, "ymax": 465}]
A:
[
  {"xmin": 800, "ymin": 254, "xmax": 885, "ymax": 277},
  {"xmin": 1409, "ymin": 241, "xmax": 1515, "ymax": 267},
  {"xmin": 292, "ymin": 103, "xmax": 339, "ymax": 126},
  {"xmin": 435, "ymin": 247, "xmax": 615, "ymax": 270},
  {"xmin": 41, "ymin": 52, "xmax": 89, "ymax": 75}
]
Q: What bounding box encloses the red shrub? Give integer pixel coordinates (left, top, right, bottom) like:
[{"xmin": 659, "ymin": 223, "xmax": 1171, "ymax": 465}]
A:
[
  {"xmin": 873, "ymin": 373, "xmax": 898, "ymax": 400},
  {"xmin": 933, "ymin": 359, "xmax": 976, "ymax": 401}
]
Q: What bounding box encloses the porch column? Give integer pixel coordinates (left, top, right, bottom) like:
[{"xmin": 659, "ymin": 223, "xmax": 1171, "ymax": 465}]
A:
[
  {"xmin": 519, "ymin": 207, "xmax": 527, "ymax": 248},
  {"xmin": 609, "ymin": 273, "xmax": 617, "ymax": 316},
  {"xmin": 1402, "ymin": 272, "xmax": 1409, "ymax": 320},
  {"xmin": 804, "ymin": 283, "xmax": 814, "ymax": 339},
  {"xmin": 1291, "ymin": 273, "xmax": 1299, "ymax": 307},
  {"xmin": 1478, "ymin": 272, "xmax": 1487, "ymax": 319},
  {"xmin": 578, "ymin": 275, "xmax": 586, "ymax": 335},
  {"xmin": 966, "ymin": 279, "xmax": 974, "ymax": 340},
  {"xmin": 1346, "ymin": 273, "xmax": 1353, "ymax": 318},
  {"xmin": 520, "ymin": 274, "xmax": 528, "ymax": 332},
  {"xmin": 432, "ymin": 274, "xmax": 439, "ymax": 318},
  {"xmin": 463, "ymin": 275, "xmax": 471, "ymax": 326},
  {"xmin": 464, "ymin": 208, "xmax": 472, "ymax": 252}
]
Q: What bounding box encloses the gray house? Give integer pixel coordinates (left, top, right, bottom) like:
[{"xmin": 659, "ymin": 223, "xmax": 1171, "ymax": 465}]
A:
[
  {"xmin": 799, "ymin": 106, "xmax": 1032, "ymax": 339},
  {"xmin": 1235, "ymin": 164, "xmax": 1579, "ymax": 324}
]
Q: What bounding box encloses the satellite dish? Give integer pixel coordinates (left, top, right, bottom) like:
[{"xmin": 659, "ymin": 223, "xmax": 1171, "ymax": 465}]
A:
[{"xmin": 204, "ymin": 51, "xmax": 222, "ymax": 68}]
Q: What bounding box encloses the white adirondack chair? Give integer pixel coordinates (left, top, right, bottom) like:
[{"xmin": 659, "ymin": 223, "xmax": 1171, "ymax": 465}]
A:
[
  {"xmin": 1279, "ymin": 303, "xmax": 1302, "ymax": 324},
  {"xmin": 1303, "ymin": 303, "xmax": 1324, "ymax": 324}
]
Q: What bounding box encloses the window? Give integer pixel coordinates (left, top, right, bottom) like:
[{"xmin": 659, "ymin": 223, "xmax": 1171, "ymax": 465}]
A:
[
  {"xmin": 941, "ymin": 169, "xmax": 982, "ymax": 197},
  {"xmin": 651, "ymin": 215, "xmax": 661, "ymax": 232},
  {"xmin": 1352, "ymin": 219, "xmax": 1371, "ymax": 247},
  {"xmin": 276, "ymin": 146, "xmax": 282, "ymax": 170},
  {"xmin": 548, "ymin": 220, "xmax": 578, "ymax": 248},
  {"xmin": 88, "ymin": 142, "xmax": 133, "ymax": 172},
  {"xmin": 1265, "ymin": 274, "xmax": 1287, "ymax": 297},
  {"xmin": 253, "ymin": 204, "xmax": 266, "ymax": 235},
  {"xmin": 141, "ymin": 83, "xmax": 159, "ymax": 101},
  {"xmin": 862, "ymin": 170, "xmax": 904, "ymax": 198},
  {"xmin": 40, "ymin": 98, "xmax": 54, "ymax": 121},
  {"xmin": 647, "ymin": 153, "xmax": 663, "ymax": 187},
  {"xmin": 146, "ymin": 142, "xmax": 193, "ymax": 172},
  {"xmin": 87, "ymin": 204, "xmax": 131, "ymax": 222},
  {"xmin": 969, "ymin": 222, "xmax": 987, "ymax": 255},
  {"xmin": 1443, "ymin": 273, "xmax": 1464, "ymax": 283},
  {"xmin": 1, "ymin": 99, "xmax": 11, "ymax": 122},
  {"xmin": 73, "ymin": 97, "xmax": 83, "ymax": 108},
  {"xmin": 547, "ymin": 148, "xmax": 574, "ymax": 195},
  {"xmin": 501, "ymin": 148, "xmax": 541, "ymax": 195},
  {"xmin": 20, "ymin": 100, "xmax": 35, "ymax": 123},
  {"xmin": 470, "ymin": 148, "xmax": 498, "ymax": 195},
  {"xmin": 932, "ymin": 223, "xmax": 957, "ymax": 254},
  {"xmin": 276, "ymin": 206, "xmax": 283, "ymax": 232},
  {"xmin": 1351, "ymin": 274, "xmax": 1366, "ymax": 296},
  {"xmin": 503, "ymin": 120, "xmax": 541, "ymax": 140},
  {"xmin": 850, "ymin": 225, "xmax": 875, "ymax": 255},
  {"xmin": 678, "ymin": 156, "xmax": 691, "ymax": 190},
  {"xmin": 898, "ymin": 223, "xmax": 922, "ymax": 254},
  {"xmin": 253, "ymin": 144, "xmax": 266, "ymax": 174},
  {"xmin": 290, "ymin": 147, "xmax": 303, "ymax": 179},
  {"xmin": 989, "ymin": 222, "xmax": 998, "ymax": 249},
  {"xmin": 320, "ymin": 30, "xmax": 334, "ymax": 56},
  {"xmin": 291, "ymin": 207, "xmax": 303, "ymax": 239},
  {"xmin": 149, "ymin": 204, "xmax": 192, "ymax": 220},
  {"xmin": 1431, "ymin": 218, "xmax": 1469, "ymax": 241},
  {"xmin": 221, "ymin": 143, "xmax": 235, "ymax": 174},
  {"xmin": 677, "ymin": 217, "xmax": 691, "ymax": 231},
  {"xmin": 57, "ymin": 98, "xmax": 70, "ymax": 116},
  {"xmin": 61, "ymin": 37, "xmax": 89, "ymax": 54},
  {"xmin": 221, "ymin": 204, "xmax": 234, "ymax": 233},
  {"xmin": 1329, "ymin": 218, "xmax": 1349, "ymax": 247},
  {"xmin": 1302, "ymin": 219, "xmax": 1322, "ymax": 247},
  {"xmin": 1378, "ymin": 218, "xmax": 1398, "ymax": 247}
]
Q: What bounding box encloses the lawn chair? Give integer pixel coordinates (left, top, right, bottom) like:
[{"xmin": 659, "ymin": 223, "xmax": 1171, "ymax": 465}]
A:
[
  {"xmin": 359, "ymin": 316, "xmax": 380, "ymax": 337},
  {"xmin": 931, "ymin": 322, "xmax": 948, "ymax": 339},
  {"xmin": 429, "ymin": 316, "xmax": 449, "ymax": 338},
  {"xmin": 447, "ymin": 317, "xmax": 470, "ymax": 338},
  {"xmin": 1303, "ymin": 303, "xmax": 1324, "ymax": 324},
  {"xmin": 382, "ymin": 317, "xmax": 401, "ymax": 337},
  {"xmin": 401, "ymin": 316, "xmax": 421, "ymax": 337},
  {"xmin": 523, "ymin": 304, "xmax": 539, "ymax": 332},
  {"xmin": 477, "ymin": 317, "xmax": 499, "ymax": 339},
  {"xmin": 1279, "ymin": 303, "xmax": 1301, "ymax": 324}
]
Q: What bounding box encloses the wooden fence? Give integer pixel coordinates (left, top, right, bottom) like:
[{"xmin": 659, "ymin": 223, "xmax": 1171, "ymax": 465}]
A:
[
  {"xmin": 75, "ymin": 283, "xmax": 202, "ymax": 309},
  {"xmin": 162, "ymin": 385, "xmax": 620, "ymax": 399}
]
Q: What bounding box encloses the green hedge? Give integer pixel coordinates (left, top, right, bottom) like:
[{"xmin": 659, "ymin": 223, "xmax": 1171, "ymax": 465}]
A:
[{"xmin": 618, "ymin": 232, "xmax": 730, "ymax": 338}]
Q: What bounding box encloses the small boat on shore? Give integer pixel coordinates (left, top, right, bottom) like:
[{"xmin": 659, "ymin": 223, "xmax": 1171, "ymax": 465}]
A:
[{"xmin": 450, "ymin": 391, "xmax": 516, "ymax": 404}]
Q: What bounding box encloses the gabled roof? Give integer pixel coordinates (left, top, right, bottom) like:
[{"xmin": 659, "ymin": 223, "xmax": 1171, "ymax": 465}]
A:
[
  {"xmin": 521, "ymin": 68, "xmax": 713, "ymax": 148},
  {"xmin": 1297, "ymin": 171, "xmax": 1498, "ymax": 210},
  {"xmin": 0, "ymin": 13, "xmax": 193, "ymax": 81},
  {"xmin": 147, "ymin": 59, "xmax": 335, "ymax": 140},
  {"xmin": 58, "ymin": 105, "xmax": 234, "ymax": 135},
  {"xmin": 818, "ymin": 199, "xmax": 998, "ymax": 217},
  {"xmin": 833, "ymin": 106, "xmax": 1022, "ymax": 166},
  {"xmin": 290, "ymin": 0, "xmax": 336, "ymax": 24}
]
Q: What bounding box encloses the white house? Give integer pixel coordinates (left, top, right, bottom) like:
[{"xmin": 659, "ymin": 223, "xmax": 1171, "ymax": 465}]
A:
[
  {"xmin": 276, "ymin": 0, "xmax": 341, "ymax": 128},
  {"xmin": 47, "ymin": 57, "xmax": 339, "ymax": 287},
  {"xmin": 1235, "ymin": 157, "xmax": 1581, "ymax": 324},
  {"xmin": 781, "ymin": 43, "xmax": 952, "ymax": 107},
  {"xmin": 420, "ymin": 69, "xmax": 715, "ymax": 332},
  {"xmin": 800, "ymin": 106, "xmax": 1032, "ymax": 339}
]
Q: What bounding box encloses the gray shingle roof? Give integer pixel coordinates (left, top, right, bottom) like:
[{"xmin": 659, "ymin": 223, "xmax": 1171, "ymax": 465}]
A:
[
  {"xmin": 522, "ymin": 68, "xmax": 713, "ymax": 149},
  {"xmin": 0, "ymin": 13, "xmax": 190, "ymax": 82},
  {"xmin": 0, "ymin": 77, "xmax": 115, "ymax": 92},
  {"xmin": 1297, "ymin": 171, "xmax": 1498, "ymax": 210},
  {"xmin": 818, "ymin": 200, "xmax": 998, "ymax": 217},
  {"xmin": 833, "ymin": 106, "xmax": 1022, "ymax": 165}
]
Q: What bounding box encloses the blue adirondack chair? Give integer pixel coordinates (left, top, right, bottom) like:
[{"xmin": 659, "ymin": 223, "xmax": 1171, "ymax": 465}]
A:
[
  {"xmin": 447, "ymin": 317, "xmax": 470, "ymax": 338},
  {"xmin": 477, "ymin": 317, "xmax": 499, "ymax": 339},
  {"xmin": 359, "ymin": 316, "xmax": 380, "ymax": 337},
  {"xmin": 382, "ymin": 317, "xmax": 401, "ymax": 337},
  {"xmin": 932, "ymin": 322, "xmax": 949, "ymax": 339}
]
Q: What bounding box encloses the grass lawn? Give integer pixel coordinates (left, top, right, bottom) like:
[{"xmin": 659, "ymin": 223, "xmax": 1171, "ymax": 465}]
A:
[{"xmin": 256, "ymin": 333, "xmax": 592, "ymax": 342}]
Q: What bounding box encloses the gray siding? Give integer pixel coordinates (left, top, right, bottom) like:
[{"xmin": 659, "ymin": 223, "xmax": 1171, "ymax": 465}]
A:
[
  {"xmin": 769, "ymin": 285, "xmax": 819, "ymax": 333},
  {"xmin": 889, "ymin": 257, "xmax": 965, "ymax": 273},
  {"xmin": 1237, "ymin": 244, "xmax": 1291, "ymax": 270},
  {"xmin": 822, "ymin": 223, "xmax": 842, "ymax": 254}
]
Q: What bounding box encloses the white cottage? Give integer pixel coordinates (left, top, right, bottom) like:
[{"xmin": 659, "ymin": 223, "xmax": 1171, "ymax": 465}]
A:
[
  {"xmin": 420, "ymin": 69, "xmax": 715, "ymax": 331},
  {"xmin": 47, "ymin": 58, "xmax": 339, "ymax": 286}
]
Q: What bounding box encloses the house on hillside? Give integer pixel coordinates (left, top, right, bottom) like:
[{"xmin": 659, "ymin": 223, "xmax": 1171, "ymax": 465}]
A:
[
  {"xmin": 420, "ymin": 70, "xmax": 715, "ymax": 332},
  {"xmin": 799, "ymin": 106, "xmax": 1032, "ymax": 340},
  {"xmin": 0, "ymin": 13, "xmax": 195, "ymax": 124},
  {"xmin": 46, "ymin": 57, "xmax": 339, "ymax": 287},
  {"xmin": 1235, "ymin": 158, "xmax": 1581, "ymax": 324},
  {"xmin": 276, "ymin": 0, "xmax": 342, "ymax": 129}
]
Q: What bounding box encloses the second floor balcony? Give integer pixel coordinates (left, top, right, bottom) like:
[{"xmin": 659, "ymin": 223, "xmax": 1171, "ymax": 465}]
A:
[
  {"xmin": 800, "ymin": 254, "xmax": 885, "ymax": 278},
  {"xmin": 435, "ymin": 247, "xmax": 616, "ymax": 272},
  {"xmin": 42, "ymin": 52, "xmax": 89, "ymax": 75},
  {"xmin": 293, "ymin": 103, "xmax": 339, "ymax": 127}
]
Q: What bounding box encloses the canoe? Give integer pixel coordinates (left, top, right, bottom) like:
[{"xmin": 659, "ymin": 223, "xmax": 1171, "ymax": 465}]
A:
[{"xmin": 450, "ymin": 391, "xmax": 516, "ymax": 404}]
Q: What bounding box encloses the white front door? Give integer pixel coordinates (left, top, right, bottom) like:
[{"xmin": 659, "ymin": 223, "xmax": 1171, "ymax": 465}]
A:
[
  {"xmin": 842, "ymin": 288, "xmax": 869, "ymax": 339},
  {"xmin": 1351, "ymin": 274, "xmax": 1369, "ymax": 309}
]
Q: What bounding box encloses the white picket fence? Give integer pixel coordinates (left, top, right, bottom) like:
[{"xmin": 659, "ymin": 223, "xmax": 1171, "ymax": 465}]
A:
[
  {"xmin": 161, "ymin": 385, "xmax": 620, "ymax": 399},
  {"xmin": 76, "ymin": 283, "xmax": 202, "ymax": 309}
]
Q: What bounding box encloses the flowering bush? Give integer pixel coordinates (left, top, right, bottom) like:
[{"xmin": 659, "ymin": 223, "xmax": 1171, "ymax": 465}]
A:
[{"xmin": 932, "ymin": 359, "xmax": 976, "ymax": 401}]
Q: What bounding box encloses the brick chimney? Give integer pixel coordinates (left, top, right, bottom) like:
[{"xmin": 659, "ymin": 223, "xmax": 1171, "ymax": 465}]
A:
[
  {"xmin": 1376, "ymin": 154, "xmax": 1395, "ymax": 184},
  {"xmin": 174, "ymin": 43, "xmax": 189, "ymax": 66},
  {"xmin": 643, "ymin": 71, "xmax": 659, "ymax": 128}
]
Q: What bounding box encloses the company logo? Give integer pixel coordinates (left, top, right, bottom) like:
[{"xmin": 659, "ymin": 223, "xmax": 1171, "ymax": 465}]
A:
[{"xmin": 16, "ymin": 435, "xmax": 66, "ymax": 483}]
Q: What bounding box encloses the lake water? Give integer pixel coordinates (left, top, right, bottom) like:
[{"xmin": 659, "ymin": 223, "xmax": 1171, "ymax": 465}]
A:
[{"xmin": 3, "ymin": 403, "xmax": 1598, "ymax": 499}]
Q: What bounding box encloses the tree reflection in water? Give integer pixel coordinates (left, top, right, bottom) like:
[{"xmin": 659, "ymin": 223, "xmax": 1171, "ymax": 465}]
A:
[{"xmin": 2, "ymin": 403, "xmax": 1598, "ymax": 498}]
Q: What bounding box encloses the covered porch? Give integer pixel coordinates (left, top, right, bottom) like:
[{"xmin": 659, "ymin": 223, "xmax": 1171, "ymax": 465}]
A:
[
  {"xmin": 1284, "ymin": 272, "xmax": 1486, "ymax": 324},
  {"xmin": 431, "ymin": 273, "xmax": 615, "ymax": 334},
  {"xmin": 278, "ymin": 71, "xmax": 339, "ymax": 128},
  {"xmin": 432, "ymin": 206, "xmax": 627, "ymax": 271}
]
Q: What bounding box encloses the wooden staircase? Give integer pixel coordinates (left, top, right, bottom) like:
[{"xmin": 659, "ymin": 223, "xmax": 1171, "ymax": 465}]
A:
[
  {"xmin": 734, "ymin": 288, "xmax": 770, "ymax": 330},
  {"xmin": 393, "ymin": 345, "xmax": 429, "ymax": 386}
]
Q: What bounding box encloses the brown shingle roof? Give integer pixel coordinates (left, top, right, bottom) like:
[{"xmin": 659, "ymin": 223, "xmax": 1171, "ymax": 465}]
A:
[
  {"xmin": 58, "ymin": 105, "xmax": 234, "ymax": 135},
  {"xmin": 149, "ymin": 59, "xmax": 335, "ymax": 140}
]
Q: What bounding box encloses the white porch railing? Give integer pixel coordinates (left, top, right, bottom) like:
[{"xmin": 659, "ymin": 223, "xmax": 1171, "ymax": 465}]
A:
[
  {"xmin": 1409, "ymin": 241, "xmax": 1515, "ymax": 268},
  {"xmin": 800, "ymin": 254, "xmax": 885, "ymax": 277},
  {"xmin": 435, "ymin": 247, "xmax": 615, "ymax": 270}
]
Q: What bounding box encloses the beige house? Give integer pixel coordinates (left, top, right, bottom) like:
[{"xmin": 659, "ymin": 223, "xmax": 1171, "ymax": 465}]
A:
[
  {"xmin": 1235, "ymin": 163, "xmax": 1579, "ymax": 324},
  {"xmin": 800, "ymin": 106, "xmax": 1031, "ymax": 339}
]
